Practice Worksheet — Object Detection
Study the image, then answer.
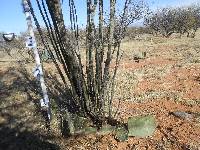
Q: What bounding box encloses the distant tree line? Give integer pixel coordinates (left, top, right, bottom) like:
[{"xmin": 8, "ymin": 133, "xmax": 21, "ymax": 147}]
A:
[{"xmin": 144, "ymin": 5, "xmax": 200, "ymax": 38}]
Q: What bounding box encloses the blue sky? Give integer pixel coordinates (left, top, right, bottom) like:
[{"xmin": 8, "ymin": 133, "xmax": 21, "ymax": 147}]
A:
[{"xmin": 0, "ymin": 0, "xmax": 199, "ymax": 34}]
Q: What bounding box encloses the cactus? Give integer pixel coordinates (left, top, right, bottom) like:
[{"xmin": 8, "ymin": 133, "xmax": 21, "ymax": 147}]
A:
[{"xmin": 128, "ymin": 115, "xmax": 156, "ymax": 137}]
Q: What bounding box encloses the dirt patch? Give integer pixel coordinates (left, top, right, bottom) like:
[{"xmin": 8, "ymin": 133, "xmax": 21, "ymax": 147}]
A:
[
  {"xmin": 135, "ymin": 64, "xmax": 200, "ymax": 102},
  {"xmin": 118, "ymin": 58, "xmax": 175, "ymax": 70}
]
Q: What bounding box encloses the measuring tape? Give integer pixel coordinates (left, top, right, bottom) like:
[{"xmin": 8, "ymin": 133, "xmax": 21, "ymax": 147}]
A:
[{"xmin": 22, "ymin": 0, "xmax": 51, "ymax": 121}]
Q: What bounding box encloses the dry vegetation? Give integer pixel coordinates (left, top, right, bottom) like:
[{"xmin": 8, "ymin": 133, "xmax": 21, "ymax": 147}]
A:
[{"xmin": 0, "ymin": 30, "xmax": 200, "ymax": 149}]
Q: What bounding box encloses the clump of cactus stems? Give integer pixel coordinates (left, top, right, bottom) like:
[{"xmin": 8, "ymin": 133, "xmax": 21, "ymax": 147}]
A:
[{"xmin": 27, "ymin": 0, "xmax": 147, "ymax": 135}]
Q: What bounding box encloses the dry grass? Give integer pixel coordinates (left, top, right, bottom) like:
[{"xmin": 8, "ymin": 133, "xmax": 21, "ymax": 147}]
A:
[
  {"xmin": 0, "ymin": 30, "xmax": 200, "ymax": 149},
  {"xmin": 112, "ymin": 31, "xmax": 200, "ymax": 104}
]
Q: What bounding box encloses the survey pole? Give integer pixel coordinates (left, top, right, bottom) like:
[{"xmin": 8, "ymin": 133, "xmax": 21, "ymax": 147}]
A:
[{"xmin": 22, "ymin": 0, "xmax": 51, "ymax": 121}]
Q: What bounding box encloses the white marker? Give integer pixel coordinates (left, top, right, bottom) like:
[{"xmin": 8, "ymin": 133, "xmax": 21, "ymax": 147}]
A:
[{"xmin": 22, "ymin": 0, "xmax": 51, "ymax": 121}]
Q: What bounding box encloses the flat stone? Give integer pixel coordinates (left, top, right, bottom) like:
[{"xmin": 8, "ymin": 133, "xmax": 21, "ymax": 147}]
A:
[{"xmin": 171, "ymin": 111, "xmax": 193, "ymax": 121}]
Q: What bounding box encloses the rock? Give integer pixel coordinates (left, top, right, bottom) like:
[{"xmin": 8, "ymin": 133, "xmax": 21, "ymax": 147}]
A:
[
  {"xmin": 171, "ymin": 111, "xmax": 193, "ymax": 121},
  {"xmin": 128, "ymin": 115, "xmax": 156, "ymax": 137}
]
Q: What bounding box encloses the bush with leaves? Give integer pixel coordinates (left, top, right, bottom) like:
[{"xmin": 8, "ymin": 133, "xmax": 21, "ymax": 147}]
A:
[
  {"xmin": 144, "ymin": 7, "xmax": 177, "ymax": 37},
  {"xmin": 144, "ymin": 5, "xmax": 200, "ymax": 38}
]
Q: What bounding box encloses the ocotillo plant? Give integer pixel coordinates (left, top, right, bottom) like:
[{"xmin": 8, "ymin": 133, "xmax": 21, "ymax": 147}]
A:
[{"xmin": 26, "ymin": 0, "xmax": 147, "ymax": 127}]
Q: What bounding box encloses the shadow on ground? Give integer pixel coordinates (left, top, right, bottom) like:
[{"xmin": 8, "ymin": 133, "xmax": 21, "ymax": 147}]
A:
[
  {"xmin": 0, "ymin": 123, "xmax": 60, "ymax": 150},
  {"xmin": 0, "ymin": 65, "xmax": 60, "ymax": 150}
]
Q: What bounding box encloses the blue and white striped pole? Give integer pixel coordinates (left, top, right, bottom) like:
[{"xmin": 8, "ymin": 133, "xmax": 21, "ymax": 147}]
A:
[{"xmin": 22, "ymin": 0, "xmax": 51, "ymax": 121}]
